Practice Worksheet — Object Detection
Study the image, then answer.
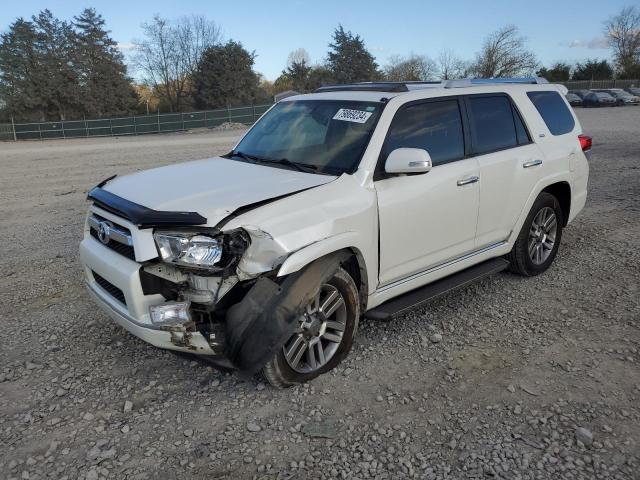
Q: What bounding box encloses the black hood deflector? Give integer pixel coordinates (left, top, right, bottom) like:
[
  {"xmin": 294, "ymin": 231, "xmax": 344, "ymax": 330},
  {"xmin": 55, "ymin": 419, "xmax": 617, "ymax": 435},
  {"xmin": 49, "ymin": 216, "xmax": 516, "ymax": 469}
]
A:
[{"xmin": 87, "ymin": 187, "xmax": 208, "ymax": 229}]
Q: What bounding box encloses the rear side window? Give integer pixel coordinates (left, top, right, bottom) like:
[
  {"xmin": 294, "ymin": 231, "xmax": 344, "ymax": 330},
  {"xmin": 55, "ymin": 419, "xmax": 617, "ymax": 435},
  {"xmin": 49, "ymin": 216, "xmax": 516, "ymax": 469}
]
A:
[
  {"xmin": 466, "ymin": 95, "xmax": 517, "ymax": 154},
  {"xmin": 527, "ymin": 91, "xmax": 575, "ymax": 136},
  {"xmin": 513, "ymin": 106, "xmax": 530, "ymax": 145},
  {"xmin": 385, "ymin": 99, "xmax": 465, "ymax": 166}
]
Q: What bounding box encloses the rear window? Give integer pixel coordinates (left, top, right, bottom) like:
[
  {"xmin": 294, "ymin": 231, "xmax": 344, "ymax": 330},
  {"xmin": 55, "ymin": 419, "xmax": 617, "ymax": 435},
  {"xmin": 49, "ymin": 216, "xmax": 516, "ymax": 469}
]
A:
[
  {"xmin": 527, "ymin": 91, "xmax": 575, "ymax": 136},
  {"xmin": 466, "ymin": 95, "xmax": 518, "ymax": 154}
]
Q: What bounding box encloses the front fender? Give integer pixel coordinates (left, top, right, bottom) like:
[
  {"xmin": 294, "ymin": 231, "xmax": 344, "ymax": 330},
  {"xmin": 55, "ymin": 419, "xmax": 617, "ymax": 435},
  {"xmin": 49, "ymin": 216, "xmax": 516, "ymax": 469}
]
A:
[{"xmin": 277, "ymin": 232, "xmax": 363, "ymax": 277}]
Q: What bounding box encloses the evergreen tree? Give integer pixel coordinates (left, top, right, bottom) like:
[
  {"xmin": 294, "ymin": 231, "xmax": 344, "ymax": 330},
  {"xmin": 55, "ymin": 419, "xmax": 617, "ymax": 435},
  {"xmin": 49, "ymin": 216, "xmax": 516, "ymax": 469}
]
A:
[
  {"xmin": 282, "ymin": 59, "xmax": 312, "ymax": 92},
  {"xmin": 73, "ymin": 8, "xmax": 137, "ymax": 117},
  {"xmin": 192, "ymin": 41, "xmax": 260, "ymax": 109},
  {"xmin": 31, "ymin": 9, "xmax": 80, "ymax": 120},
  {"xmin": 536, "ymin": 62, "xmax": 571, "ymax": 82},
  {"xmin": 572, "ymin": 59, "xmax": 614, "ymax": 80},
  {"xmin": 326, "ymin": 25, "xmax": 379, "ymax": 83},
  {"xmin": 0, "ymin": 18, "xmax": 41, "ymax": 120},
  {"xmin": 307, "ymin": 66, "xmax": 335, "ymax": 91}
]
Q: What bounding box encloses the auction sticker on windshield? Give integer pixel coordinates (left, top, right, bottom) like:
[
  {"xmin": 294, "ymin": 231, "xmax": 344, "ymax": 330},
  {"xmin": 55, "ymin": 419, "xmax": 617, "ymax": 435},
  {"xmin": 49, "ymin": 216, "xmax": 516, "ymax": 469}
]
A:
[{"xmin": 332, "ymin": 108, "xmax": 373, "ymax": 123}]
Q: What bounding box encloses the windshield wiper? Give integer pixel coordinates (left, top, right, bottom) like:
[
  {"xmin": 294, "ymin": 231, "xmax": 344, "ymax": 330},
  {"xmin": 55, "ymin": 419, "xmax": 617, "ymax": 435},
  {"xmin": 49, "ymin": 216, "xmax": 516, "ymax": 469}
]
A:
[
  {"xmin": 257, "ymin": 157, "xmax": 318, "ymax": 173},
  {"xmin": 232, "ymin": 150, "xmax": 261, "ymax": 163},
  {"xmin": 232, "ymin": 151, "xmax": 318, "ymax": 173}
]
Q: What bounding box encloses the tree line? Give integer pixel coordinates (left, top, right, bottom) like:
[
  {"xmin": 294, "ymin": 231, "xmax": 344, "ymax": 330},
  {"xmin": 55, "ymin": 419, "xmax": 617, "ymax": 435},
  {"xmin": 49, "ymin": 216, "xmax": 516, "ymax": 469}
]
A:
[
  {"xmin": 0, "ymin": 9, "xmax": 137, "ymax": 121},
  {"xmin": 1, "ymin": 6, "xmax": 639, "ymax": 122}
]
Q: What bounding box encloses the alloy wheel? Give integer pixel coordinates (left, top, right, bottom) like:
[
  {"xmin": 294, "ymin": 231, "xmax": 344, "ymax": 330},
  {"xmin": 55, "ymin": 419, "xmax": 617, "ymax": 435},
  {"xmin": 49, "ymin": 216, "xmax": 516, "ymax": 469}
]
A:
[
  {"xmin": 282, "ymin": 283, "xmax": 347, "ymax": 373},
  {"xmin": 528, "ymin": 206, "xmax": 557, "ymax": 265}
]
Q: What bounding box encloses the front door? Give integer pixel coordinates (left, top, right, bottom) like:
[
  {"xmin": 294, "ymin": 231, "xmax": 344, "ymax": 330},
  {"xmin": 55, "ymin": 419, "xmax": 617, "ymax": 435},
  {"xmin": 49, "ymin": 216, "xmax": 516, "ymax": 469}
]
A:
[{"xmin": 375, "ymin": 98, "xmax": 480, "ymax": 286}]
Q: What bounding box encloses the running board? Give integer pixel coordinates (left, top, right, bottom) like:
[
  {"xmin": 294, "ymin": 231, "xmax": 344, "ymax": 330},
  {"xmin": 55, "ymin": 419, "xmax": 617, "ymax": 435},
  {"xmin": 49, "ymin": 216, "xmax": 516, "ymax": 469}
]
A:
[{"xmin": 365, "ymin": 258, "xmax": 510, "ymax": 321}]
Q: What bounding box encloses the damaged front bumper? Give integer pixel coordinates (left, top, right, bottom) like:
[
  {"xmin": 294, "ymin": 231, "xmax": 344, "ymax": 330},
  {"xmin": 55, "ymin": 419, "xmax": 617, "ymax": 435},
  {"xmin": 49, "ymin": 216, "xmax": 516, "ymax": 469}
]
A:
[
  {"xmin": 86, "ymin": 281, "xmax": 216, "ymax": 355},
  {"xmin": 80, "ymin": 209, "xmax": 346, "ymax": 374},
  {"xmin": 80, "ymin": 235, "xmax": 225, "ymax": 357}
]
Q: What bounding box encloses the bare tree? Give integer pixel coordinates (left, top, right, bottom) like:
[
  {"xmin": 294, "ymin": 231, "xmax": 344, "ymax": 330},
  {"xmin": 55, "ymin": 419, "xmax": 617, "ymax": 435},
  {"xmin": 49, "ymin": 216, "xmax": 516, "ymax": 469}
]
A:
[
  {"xmin": 604, "ymin": 6, "xmax": 640, "ymax": 72},
  {"xmin": 471, "ymin": 25, "xmax": 538, "ymax": 78},
  {"xmin": 134, "ymin": 15, "xmax": 220, "ymax": 112},
  {"xmin": 176, "ymin": 15, "xmax": 222, "ymax": 77},
  {"xmin": 384, "ymin": 54, "xmax": 437, "ymax": 81},
  {"xmin": 437, "ymin": 49, "xmax": 468, "ymax": 79},
  {"xmin": 287, "ymin": 48, "xmax": 310, "ymax": 68}
]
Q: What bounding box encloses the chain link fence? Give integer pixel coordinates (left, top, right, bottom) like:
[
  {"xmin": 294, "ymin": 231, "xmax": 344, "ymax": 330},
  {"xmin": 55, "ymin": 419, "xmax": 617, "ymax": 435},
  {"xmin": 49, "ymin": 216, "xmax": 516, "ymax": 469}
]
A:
[
  {"xmin": 0, "ymin": 104, "xmax": 273, "ymax": 142},
  {"xmin": 562, "ymin": 79, "xmax": 640, "ymax": 90}
]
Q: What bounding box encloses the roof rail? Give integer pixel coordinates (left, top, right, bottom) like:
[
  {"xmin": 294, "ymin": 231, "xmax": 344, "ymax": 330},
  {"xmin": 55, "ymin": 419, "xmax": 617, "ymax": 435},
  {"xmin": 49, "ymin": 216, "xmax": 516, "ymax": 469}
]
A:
[
  {"xmin": 316, "ymin": 82, "xmax": 409, "ymax": 93},
  {"xmin": 444, "ymin": 77, "xmax": 549, "ymax": 88},
  {"xmin": 315, "ymin": 81, "xmax": 442, "ymax": 93}
]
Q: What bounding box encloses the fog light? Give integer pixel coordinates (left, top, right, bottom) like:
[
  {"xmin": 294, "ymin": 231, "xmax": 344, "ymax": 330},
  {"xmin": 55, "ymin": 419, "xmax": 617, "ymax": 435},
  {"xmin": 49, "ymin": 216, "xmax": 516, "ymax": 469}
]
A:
[{"xmin": 149, "ymin": 302, "xmax": 191, "ymax": 327}]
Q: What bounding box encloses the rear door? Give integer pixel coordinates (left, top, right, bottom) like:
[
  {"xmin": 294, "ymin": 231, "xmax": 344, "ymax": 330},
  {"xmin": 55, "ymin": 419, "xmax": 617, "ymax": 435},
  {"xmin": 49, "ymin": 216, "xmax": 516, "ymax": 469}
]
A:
[{"xmin": 464, "ymin": 94, "xmax": 545, "ymax": 247}]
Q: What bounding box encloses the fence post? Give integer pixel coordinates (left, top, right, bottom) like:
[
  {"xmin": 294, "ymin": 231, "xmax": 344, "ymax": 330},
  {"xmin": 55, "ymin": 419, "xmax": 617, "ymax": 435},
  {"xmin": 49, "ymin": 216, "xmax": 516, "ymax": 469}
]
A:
[
  {"xmin": 84, "ymin": 114, "xmax": 88, "ymax": 137},
  {"xmin": 252, "ymin": 104, "xmax": 256, "ymax": 123},
  {"xmin": 39, "ymin": 122, "xmax": 42, "ymax": 141},
  {"xmin": 134, "ymin": 113, "xmax": 137, "ymax": 136},
  {"xmin": 109, "ymin": 118, "xmax": 113, "ymax": 136},
  {"xmin": 62, "ymin": 120, "xmax": 66, "ymax": 139},
  {"xmin": 227, "ymin": 105, "xmax": 231, "ymax": 123},
  {"xmin": 157, "ymin": 109, "xmax": 160, "ymax": 133},
  {"xmin": 182, "ymin": 112, "xmax": 185, "ymax": 131},
  {"xmin": 11, "ymin": 116, "xmax": 16, "ymax": 142}
]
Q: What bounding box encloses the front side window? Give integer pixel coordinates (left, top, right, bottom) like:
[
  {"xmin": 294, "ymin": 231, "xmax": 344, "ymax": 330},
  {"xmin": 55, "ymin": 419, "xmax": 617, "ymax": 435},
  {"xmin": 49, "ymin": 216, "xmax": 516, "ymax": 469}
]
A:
[
  {"xmin": 231, "ymin": 100, "xmax": 382, "ymax": 175},
  {"xmin": 527, "ymin": 91, "xmax": 575, "ymax": 136},
  {"xmin": 467, "ymin": 95, "xmax": 518, "ymax": 154},
  {"xmin": 384, "ymin": 99, "xmax": 465, "ymax": 166}
]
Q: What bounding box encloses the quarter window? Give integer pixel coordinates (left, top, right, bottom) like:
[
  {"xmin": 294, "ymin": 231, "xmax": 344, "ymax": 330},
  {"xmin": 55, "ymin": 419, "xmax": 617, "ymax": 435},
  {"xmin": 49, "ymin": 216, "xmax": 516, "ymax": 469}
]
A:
[
  {"xmin": 467, "ymin": 95, "xmax": 518, "ymax": 154},
  {"xmin": 527, "ymin": 91, "xmax": 575, "ymax": 136},
  {"xmin": 385, "ymin": 99, "xmax": 465, "ymax": 166},
  {"xmin": 513, "ymin": 105, "xmax": 531, "ymax": 145}
]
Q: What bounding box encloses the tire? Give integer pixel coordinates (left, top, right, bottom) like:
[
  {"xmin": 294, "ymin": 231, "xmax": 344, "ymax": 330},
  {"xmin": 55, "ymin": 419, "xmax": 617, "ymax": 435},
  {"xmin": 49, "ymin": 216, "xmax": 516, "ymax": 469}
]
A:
[
  {"xmin": 506, "ymin": 192, "xmax": 564, "ymax": 277},
  {"xmin": 261, "ymin": 267, "xmax": 360, "ymax": 388}
]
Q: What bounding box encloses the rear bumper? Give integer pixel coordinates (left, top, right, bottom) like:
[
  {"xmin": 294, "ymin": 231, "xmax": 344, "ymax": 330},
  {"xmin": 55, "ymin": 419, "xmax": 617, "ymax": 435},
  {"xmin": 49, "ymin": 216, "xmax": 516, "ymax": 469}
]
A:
[{"xmin": 80, "ymin": 236, "xmax": 218, "ymax": 355}]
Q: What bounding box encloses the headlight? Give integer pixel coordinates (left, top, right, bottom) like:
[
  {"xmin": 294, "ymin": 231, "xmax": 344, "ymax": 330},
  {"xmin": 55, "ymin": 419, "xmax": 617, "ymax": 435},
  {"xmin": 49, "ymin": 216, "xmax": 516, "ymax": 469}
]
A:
[
  {"xmin": 154, "ymin": 232, "xmax": 223, "ymax": 268},
  {"xmin": 153, "ymin": 229, "xmax": 249, "ymax": 271}
]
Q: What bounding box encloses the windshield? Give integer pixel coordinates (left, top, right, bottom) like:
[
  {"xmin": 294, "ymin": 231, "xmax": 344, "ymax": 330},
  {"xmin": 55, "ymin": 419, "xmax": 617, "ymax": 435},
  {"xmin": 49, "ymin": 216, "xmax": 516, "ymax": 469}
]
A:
[
  {"xmin": 595, "ymin": 92, "xmax": 613, "ymax": 99},
  {"xmin": 230, "ymin": 100, "xmax": 383, "ymax": 175}
]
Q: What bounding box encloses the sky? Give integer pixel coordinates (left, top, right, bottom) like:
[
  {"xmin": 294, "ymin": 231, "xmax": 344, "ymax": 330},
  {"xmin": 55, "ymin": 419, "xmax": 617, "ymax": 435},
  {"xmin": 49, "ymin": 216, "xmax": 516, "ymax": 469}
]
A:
[{"xmin": 0, "ymin": 0, "xmax": 629, "ymax": 80}]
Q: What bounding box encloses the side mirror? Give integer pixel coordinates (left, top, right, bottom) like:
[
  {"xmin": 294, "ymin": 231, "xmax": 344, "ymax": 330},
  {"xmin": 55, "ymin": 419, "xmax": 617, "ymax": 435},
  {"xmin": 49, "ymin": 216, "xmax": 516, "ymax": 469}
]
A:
[{"xmin": 385, "ymin": 148, "xmax": 432, "ymax": 174}]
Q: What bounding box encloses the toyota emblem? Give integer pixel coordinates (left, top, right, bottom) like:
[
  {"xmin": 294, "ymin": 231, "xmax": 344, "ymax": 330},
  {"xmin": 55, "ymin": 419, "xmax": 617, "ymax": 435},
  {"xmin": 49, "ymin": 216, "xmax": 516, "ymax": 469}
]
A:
[{"xmin": 97, "ymin": 221, "xmax": 113, "ymax": 245}]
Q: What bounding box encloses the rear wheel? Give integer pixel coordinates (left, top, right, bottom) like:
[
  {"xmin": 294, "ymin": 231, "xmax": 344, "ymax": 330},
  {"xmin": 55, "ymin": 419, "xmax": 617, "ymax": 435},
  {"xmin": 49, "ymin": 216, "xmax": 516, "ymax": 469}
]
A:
[
  {"xmin": 262, "ymin": 267, "xmax": 359, "ymax": 388},
  {"xmin": 507, "ymin": 192, "xmax": 564, "ymax": 276}
]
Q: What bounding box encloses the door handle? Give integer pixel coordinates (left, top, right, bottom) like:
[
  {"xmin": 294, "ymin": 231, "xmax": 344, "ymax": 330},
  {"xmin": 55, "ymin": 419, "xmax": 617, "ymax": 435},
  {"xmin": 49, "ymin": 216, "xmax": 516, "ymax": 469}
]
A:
[
  {"xmin": 523, "ymin": 159, "xmax": 543, "ymax": 168},
  {"xmin": 457, "ymin": 176, "xmax": 479, "ymax": 186}
]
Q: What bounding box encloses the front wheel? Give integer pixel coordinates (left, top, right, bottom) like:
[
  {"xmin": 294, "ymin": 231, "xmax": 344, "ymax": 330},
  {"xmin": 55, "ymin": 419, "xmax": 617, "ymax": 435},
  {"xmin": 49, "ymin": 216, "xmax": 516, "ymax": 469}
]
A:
[
  {"xmin": 507, "ymin": 192, "xmax": 564, "ymax": 276},
  {"xmin": 262, "ymin": 267, "xmax": 360, "ymax": 388}
]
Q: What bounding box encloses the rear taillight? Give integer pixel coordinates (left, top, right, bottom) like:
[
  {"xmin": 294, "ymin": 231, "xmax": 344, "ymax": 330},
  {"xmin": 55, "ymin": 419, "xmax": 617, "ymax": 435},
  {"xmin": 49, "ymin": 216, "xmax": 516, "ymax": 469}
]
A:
[{"xmin": 578, "ymin": 134, "xmax": 592, "ymax": 152}]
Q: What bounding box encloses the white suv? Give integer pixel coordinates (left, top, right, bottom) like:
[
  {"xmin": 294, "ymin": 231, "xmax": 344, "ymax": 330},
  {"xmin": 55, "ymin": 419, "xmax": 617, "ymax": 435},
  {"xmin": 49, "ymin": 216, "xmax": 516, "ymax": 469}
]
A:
[{"xmin": 80, "ymin": 78, "xmax": 590, "ymax": 387}]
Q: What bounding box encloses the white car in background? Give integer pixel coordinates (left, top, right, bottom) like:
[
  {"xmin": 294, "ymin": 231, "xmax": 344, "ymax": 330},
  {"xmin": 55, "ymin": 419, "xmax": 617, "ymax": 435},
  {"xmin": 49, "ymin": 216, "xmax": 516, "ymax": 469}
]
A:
[{"xmin": 80, "ymin": 78, "xmax": 590, "ymax": 387}]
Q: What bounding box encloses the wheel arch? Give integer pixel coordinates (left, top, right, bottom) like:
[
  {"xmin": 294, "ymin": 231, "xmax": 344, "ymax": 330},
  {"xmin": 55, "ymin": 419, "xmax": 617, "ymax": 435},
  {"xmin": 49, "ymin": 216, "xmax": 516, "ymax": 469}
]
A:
[
  {"xmin": 542, "ymin": 181, "xmax": 571, "ymax": 226},
  {"xmin": 277, "ymin": 236, "xmax": 369, "ymax": 312}
]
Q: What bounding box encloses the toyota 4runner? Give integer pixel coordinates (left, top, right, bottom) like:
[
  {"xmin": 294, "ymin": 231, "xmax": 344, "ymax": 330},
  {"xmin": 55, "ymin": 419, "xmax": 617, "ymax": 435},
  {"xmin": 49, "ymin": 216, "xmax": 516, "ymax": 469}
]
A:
[{"xmin": 80, "ymin": 78, "xmax": 590, "ymax": 387}]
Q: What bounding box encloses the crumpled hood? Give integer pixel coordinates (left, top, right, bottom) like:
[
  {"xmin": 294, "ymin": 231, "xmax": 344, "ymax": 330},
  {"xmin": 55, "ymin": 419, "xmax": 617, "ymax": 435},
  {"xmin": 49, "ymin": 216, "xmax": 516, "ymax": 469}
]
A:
[{"xmin": 103, "ymin": 156, "xmax": 336, "ymax": 226}]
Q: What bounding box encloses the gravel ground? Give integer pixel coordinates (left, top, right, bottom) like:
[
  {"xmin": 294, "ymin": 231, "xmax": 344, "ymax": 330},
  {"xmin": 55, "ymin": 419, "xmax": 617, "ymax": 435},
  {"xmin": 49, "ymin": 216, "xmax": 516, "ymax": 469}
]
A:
[{"xmin": 1, "ymin": 109, "xmax": 639, "ymax": 480}]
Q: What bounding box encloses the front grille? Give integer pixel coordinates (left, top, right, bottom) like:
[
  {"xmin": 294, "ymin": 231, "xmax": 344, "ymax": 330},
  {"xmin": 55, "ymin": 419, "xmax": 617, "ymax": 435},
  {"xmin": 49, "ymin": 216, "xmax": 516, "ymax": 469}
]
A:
[
  {"xmin": 92, "ymin": 271, "xmax": 127, "ymax": 306},
  {"xmin": 90, "ymin": 228, "xmax": 136, "ymax": 260},
  {"xmin": 89, "ymin": 215, "xmax": 136, "ymax": 260}
]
